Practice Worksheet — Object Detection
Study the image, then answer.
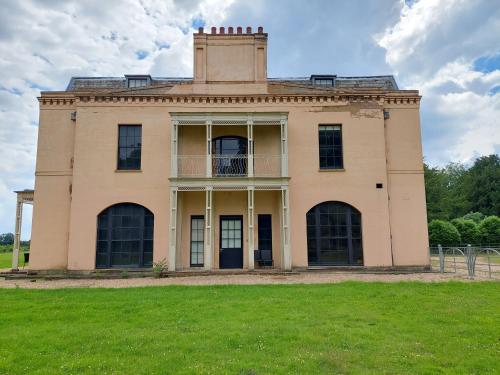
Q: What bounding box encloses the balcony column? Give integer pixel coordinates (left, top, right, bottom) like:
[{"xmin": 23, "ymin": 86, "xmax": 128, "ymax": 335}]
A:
[
  {"xmin": 280, "ymin": 186, "xmax": 292, "ymax": 271},
  {"xmin": 280, "ymin": 115, "xmax": 288, "ymax": 177},
  {"xmin": 247, "ymin": 187, "xmax": 255, "ymax": 270},
  {"xmin": 171, "ymin": 120, "xmax": 178, "ymax": 177},
  {"xmin": 11, "ymin": 196, "xmax": 23, "ymax": 270},
  {"xmin": 206, "ymin": 120, "xmax": 212, "ymax": 178},
  {"xmin": 247, "ymin": 117, "xmax": 254, "ymax": 177},
  {"xmin": 168, "ymin": 187, "xmax": 178, "ymax": 271},
  {"xmin": 204, "ymin": 187, "xmax": 213, "ymax": 270}
]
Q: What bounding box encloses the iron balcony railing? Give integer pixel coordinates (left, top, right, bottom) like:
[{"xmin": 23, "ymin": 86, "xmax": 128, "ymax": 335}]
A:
[{"xmin": 176, "ymin": 154, "xmax": 282, "ymax": 177}]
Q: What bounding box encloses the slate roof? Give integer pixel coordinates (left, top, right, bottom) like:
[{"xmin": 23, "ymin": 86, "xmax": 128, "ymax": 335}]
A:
[{"xmin": 65, "ymin": 75, "xmax": 399, "ymax": 92}]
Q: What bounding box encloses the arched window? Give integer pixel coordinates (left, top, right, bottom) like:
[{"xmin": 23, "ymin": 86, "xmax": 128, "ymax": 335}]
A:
[
  {"xmin": 212, "ymin": 136, "xmax": 248, "ymax": 176},
  {"xmin": 306, "ymin": 201, "xmax": 363, "ymax": 266},
  {"xmin": 96, "ymin": 203, "xmax": 154, "ymax": 268}
]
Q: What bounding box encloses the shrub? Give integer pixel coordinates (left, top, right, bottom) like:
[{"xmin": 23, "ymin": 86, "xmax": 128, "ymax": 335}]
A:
[
  {"xmin": 451, "ymin": 219, "xmax": 480, "ymax": 245},
  {"xmin": 153, "ymin": 259, "xmax": 168, "ymax": 278},
  {"xmin": 478, "ymin": 216, "xmax": 500, "ymax": 245},
  {"xmin": 462, "ymin": 211, "xmax": 486, "ymax": 224},
  {"xmin": 428, "ymin": 220, "xmax": 461, "ymax": 246}
]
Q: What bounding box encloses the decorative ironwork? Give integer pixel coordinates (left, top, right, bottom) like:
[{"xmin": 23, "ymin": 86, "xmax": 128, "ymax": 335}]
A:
[{"xmin": 176, "ymin": 154, "xmax": 282, "ymax": 177}]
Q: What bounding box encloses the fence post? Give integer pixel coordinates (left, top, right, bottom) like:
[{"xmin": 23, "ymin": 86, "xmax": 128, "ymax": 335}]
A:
[
  {"xmin": 466, "ymin": 244, "xmax": 476, "ymax": 279},
  {"xmin": 438, "ymin": 244, "xmax": 444, "ymax": 273},
  {"xmin": 453, "ymin": 248, "xmax": 457, "ymax": 273},
  {"xmin": 487, "ymin": 248, "xmax": 492, "ymax": 279}
]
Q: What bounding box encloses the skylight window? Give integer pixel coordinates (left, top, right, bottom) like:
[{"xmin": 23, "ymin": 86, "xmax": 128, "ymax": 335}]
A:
[
  {"xmin": 128, "ymin": 79, "xmax": 147, "ymax": 88},
  {"xmin": 310, "ymin": 75, "xmax": 336, "ymax": 87},
  {"xmin": 125, "ymin": 75, "xmax": 151, "ymax": 89}
]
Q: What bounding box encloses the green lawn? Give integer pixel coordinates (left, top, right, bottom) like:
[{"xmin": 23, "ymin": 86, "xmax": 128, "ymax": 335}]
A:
[
  {"xmin": 0, "ymin": 282, "xmax": 499, "ymax": 374},
  {"xmin": 0, "ymin": 251, "xmax": 26, "ymax": 269}
]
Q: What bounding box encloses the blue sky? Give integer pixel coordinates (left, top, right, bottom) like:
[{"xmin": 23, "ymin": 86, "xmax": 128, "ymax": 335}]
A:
[{"xmin": 0, "ymin": 0, "xmax": 499, "ymax": 238}]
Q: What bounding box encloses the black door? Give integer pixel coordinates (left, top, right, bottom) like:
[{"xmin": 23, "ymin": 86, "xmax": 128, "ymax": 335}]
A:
[{"xmin": 219, "ymin": 216, "xmax": 243, "ymax": 269}]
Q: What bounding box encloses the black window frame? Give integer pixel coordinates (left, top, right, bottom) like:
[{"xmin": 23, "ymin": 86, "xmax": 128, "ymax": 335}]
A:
[
  {"xmin": 314, "ymin": 78, "xmax": 334, "ymax": 86},
  {"xmin": 318, "ymin": 124, "xmax": 343, "ymax": 170},
  {"xmin": 310, "ymin": 75, "xmax": 336, "ymax": 87},
  {"xmin": 96, "ymin": 203, "xmax": 154, "ymax": 268},
  {"xmin": 117, "ymin": 125, "xmax": 142, "ymax": 170},
  {"xmin": 125, "ymin": 75, "xmax": 151, "ymax": 88},
  {"xmin": 128, "ymin": 78, "xmax": 148, "ymax": 88},
  {"xmin": 306, "ymin": 201, "xmax": 363, "ymax": 266},
  {"xmin": 212, "ymin": 135, "xmax": 248, "ymax": 176},
  {"xmin": 190, "ymin": 215, "xmax": 205, "ymax": 267}
]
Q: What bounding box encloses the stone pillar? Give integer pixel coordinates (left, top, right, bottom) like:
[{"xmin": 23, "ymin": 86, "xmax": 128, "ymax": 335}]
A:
[
  {"xmin": 247, "ymin": 117, "xmax": 254, "ymax": 177},
  {"xmin": 247, "ymin": 187, "xmax": 255, "ymax": 270},
  {"xmin": 11, "ymin": 197, "xmax": 23, "ymax": 270},
  {"xmin": 280, "ymin": 115, "xmax": 288, "ymax": 177},
  {"xmin": 280, "ymin": 187, "xmax": 292, "ymax": 271},
  {"xmin": 206, "ymin": 120, "xmax": 212, "ymax": 178},
  {"xmin": 204, "ymin": 188, "xmax": 213, "ymax": 270},
  {"xmin": 171, "ymin": 120, "xmax": 178, "ymax": 177},
  {"xmin": 168, "ymin": 187, "xmax": 178, "ymax": 271}
]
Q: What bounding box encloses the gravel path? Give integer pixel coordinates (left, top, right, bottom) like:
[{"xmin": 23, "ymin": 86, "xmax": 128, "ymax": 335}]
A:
[{"xmin": 0, "ymin": 271, "xmax": 487, "ymax": 289}]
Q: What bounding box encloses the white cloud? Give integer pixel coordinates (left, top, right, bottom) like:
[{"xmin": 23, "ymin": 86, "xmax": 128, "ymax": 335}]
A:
[
  {"xmin": 376, "ymin": 0, "xmax": 500, "ymax": 166},
  {"xmin": 0, "ymin": 0, "xmax": 498, "ymax": 239},
  {"xmin": 0, "ymin": 0, "xmax": 233, "ymax": 237}
]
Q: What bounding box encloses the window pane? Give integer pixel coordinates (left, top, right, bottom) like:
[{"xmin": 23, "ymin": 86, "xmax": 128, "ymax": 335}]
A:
[
  {"xmin": 190, "ymin": 217, "xmax": 204, "ymax": 266},
  {"xmin": 318, "ymin": 125, "xmax": 343, "ymax": 169},
  {"xmin": 307, "ymin": 202, "xmax": 362, "ymax": 266},
  {"xmin": 118, "ymin": 125, "xmax": 142, "ymax": 170},
  {"xmin": 96, "ymin": 203, "xmax": 154, "ymax": 268}
]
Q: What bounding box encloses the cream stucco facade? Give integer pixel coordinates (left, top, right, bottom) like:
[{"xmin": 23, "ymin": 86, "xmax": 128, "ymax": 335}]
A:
[{"xmin": 28, "ymin": 27, "xmax": 429, "ymax": 272}]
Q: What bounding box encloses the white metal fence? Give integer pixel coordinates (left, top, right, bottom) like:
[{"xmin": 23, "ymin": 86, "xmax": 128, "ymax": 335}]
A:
[{"xmin": 429, "ymin": 245, "xmax": 500, "ymax": 279}]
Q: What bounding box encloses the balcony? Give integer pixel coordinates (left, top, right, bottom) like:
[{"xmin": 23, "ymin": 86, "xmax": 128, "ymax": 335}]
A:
[{"xmin": 177, "ymin": 154, "xmax": 283, "ymax": 178}]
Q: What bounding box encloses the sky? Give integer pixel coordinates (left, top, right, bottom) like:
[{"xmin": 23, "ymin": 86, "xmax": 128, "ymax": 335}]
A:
[{"xmin": 0, "ymin": 0, "xmax": 499, "ymax": 238}]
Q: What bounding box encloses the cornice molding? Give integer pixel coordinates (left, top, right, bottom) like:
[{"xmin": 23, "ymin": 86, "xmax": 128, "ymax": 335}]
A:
[{"xmin": 38, "ymin": 92, "xmax": 421, "ymax": 107}]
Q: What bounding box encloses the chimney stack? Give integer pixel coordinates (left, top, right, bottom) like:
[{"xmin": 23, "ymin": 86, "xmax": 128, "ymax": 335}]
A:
[{"xmin": 193, "ymin": 26, "xmax": 268, "ymax": 83}]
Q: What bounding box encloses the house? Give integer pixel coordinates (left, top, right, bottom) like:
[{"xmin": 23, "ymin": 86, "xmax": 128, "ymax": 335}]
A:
[{"xmin": 26, "ymin": 26, "xmax": 429, "ymax": 272}]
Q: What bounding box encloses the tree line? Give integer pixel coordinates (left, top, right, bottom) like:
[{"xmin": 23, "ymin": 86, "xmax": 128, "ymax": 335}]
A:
[{"xmin": 425, "ymin": 154, "xmax": 500, "ymax": 246}]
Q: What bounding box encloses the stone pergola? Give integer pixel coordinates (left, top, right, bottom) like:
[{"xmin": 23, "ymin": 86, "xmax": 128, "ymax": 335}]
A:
[{"xmin": 12, "ymin": 189, "xmax": 34, "ymax": 270}]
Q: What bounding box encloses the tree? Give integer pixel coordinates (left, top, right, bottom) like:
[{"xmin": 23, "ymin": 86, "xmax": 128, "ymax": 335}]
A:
[
  {"xmin": 424, "ymin": 164, "xmax": 452, "ymax": 221},
  {"xmin": 466, "ymin": 155, "xmax": 500, "ymax": 216},
  {"xmin": 462, "ymin": 212, "xmax": 486, "ymax": 223},
  {"xmin": 424, "ymin": 154, "xmax": 500, "ymax": 221},
  {"xmin": 444, "ymin": 162, "xmax": 471, "ymax": 218},
  {"xmin": 0, "ymin": 233, "xmax": 14, "ymax": 245},
  {"xmin": 451, "ymin": 219, "xmax": 480, "ymax": 245},
  {"xmin": 478, "ymin": 216, "xmax": 500, "ymax": 245},
  {"xmin": 428, "ymin": 220, "xmax": 461, "ymax": 246}
]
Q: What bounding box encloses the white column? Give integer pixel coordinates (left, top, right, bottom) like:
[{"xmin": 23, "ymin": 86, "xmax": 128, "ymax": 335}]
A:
[
  {"xmin": 247, "ymin": 117, "xmax": 254, "ymax": 177},
  {"xmin": 280, "ymin": 187, "xmax": 292, "ymax": 271},
  {"xmin": 206, "ymin": 120, "xmax": 212, "ymax": 178},
  {"xmin": 11, "ymin": 197, "xmax": 22, "ymax": 270},
  {"xmin": 247, "ymin": 187, "xmax": 255, "ymax": 270},
  {"xmin": 168, "ymin": 187, "xmax": 178, "ymax": 271},
  {"xmin": 171, "ymin": 120, "xmax": 178, "ymax": 177},
  {"xmin": 204, "ymin": 187, "xmax": 213, "ymax": 270},
  {"xmin": 280, "ymin": 116, "xmax": 288, "ymax": 177}
]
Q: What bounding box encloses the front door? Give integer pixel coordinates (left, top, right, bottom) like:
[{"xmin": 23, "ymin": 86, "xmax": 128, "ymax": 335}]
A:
[{"xmin": 219, "ymin": 216, "xmax": 243, "ymax": 269}]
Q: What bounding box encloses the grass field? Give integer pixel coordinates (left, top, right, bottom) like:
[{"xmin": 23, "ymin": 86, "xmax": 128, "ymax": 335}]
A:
[
  {"xmin": 0, "ymin": 282, "xmax": 498, "ymax": 374},
  {"xmin": 0, "ymin": 250, "xmax": 27, "ymax": 269}
]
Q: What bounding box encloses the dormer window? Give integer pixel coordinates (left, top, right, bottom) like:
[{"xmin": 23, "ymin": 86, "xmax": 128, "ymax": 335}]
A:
[
  {"xmin": 311, "ymin": 75, "xmax": 336, "ymax": 87},
  {"xmin": 125, "ymin": 75, "xmax": 151, "ymax": 88}
]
